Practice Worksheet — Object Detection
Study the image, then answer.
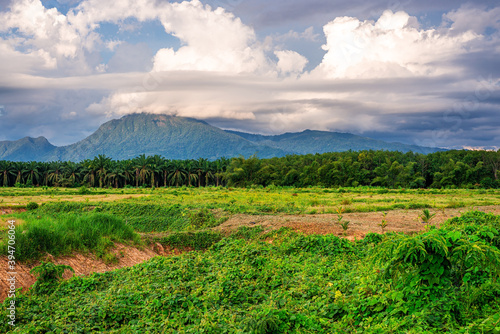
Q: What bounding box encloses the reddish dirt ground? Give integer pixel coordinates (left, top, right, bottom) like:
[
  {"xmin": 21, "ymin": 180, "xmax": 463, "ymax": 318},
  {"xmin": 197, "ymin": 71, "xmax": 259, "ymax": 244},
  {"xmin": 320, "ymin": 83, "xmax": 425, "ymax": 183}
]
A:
[
  {"xmin": 0, "ymin": 242, "xmax": 182, "ymax": 301},
  {"xmin": 215, "ymin": 205, "xmax": 500, "ymax": 241}
]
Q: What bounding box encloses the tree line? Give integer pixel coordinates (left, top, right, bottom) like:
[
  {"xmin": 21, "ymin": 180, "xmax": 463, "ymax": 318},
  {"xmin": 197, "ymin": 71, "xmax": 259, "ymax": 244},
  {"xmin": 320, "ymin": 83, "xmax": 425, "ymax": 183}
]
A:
[
  {"xmin": 226, "ymin": 149, "xmax": 500, "ymax": 189},
  {"xmin": 1, "ymin": 149, "xmax": 499, "ymax": 189},
  {"xmin": 0, "ymin": 154, "xmax": 230, "ymax": 188}
]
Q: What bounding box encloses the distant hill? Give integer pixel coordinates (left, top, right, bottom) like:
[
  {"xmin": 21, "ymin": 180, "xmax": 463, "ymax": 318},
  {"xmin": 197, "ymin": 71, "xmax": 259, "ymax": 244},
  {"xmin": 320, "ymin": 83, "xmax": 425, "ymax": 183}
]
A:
[
  {"xmin": 225, "ymin": 130, "xmax": 439, "ymax": 155},
  {"xmin": 0, "ymin": 137, "xmax": 56, "ymax": 161},
  {"xmin": 0, "ymin": 114, "xmax": 443, "ymax": 162}
]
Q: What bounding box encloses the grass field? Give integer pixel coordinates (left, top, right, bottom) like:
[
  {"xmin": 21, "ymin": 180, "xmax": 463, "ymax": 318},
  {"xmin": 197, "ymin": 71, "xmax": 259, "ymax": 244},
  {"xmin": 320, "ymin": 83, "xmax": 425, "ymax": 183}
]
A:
[
  {"xmin": 1, "ymin": 187, "xmax": 500, "ymax": 333},
  {"xmin": 1, "ymin": 186, "xmax": 500, "ymax": 213}
]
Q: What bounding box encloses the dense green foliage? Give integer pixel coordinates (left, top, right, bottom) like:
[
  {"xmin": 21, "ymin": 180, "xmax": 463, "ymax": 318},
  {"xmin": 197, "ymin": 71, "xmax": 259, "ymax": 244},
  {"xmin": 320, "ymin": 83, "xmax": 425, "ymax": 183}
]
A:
[
  {"xmin": 0, "ymin": 154, "xmax": 229, "ymax": 188},
  {"xmin": 3, "ymin": 212, "xmax": 500, "ymax": 333},
  {"xmin": 30, "ymin": 261, "xmax": 75, "ymax": 294},
  {"xmin": 158, "ymin": 230, "xmax": 224, "ymax": 250},
  {"xmin": 0, "ymin": 213, "xmax": 140, "ymax": 262},
  {"xmin": 226, "ymin": 149, "xmax": 500, "ymax": 189},
  {"xmin": 1, "ymin": 148, "xmax": 499, "ymax": 189}
]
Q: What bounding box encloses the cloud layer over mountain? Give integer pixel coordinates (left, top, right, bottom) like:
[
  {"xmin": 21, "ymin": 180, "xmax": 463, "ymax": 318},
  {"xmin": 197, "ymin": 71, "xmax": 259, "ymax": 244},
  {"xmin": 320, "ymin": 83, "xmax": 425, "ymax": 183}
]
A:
[{"xmin": 0, "ymin": 0, "xmax": 499, "ymax": 149}]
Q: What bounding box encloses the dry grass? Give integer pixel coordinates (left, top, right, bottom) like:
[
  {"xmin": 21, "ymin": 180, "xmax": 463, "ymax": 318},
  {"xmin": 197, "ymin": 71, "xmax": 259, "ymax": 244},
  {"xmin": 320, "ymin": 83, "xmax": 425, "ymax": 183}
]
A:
[{"xmin": 0, "ymin": 194, "xmax": 147, "ymax": 207}]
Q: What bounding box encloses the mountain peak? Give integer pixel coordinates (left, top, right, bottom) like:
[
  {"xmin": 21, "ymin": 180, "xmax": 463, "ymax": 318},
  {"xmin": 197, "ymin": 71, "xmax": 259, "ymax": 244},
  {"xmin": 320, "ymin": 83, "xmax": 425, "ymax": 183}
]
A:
[{"xmin": 0, "ymin": 113, "xmax": 443, "ymax": 161}]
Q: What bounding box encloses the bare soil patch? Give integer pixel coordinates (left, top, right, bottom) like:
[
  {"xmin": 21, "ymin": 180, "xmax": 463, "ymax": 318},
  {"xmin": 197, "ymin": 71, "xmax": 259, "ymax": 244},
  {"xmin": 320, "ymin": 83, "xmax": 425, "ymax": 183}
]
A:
[
  {"xmin": 0, "ymin": 194, "xmax": 147, "ymax": 207},
  {"xmin": 0, "ymin": 243, "xmax": 186, "ymax": 301},
  {"xmin": 215, "ymin": 205, "xmax": 500, "ymax": 241}
]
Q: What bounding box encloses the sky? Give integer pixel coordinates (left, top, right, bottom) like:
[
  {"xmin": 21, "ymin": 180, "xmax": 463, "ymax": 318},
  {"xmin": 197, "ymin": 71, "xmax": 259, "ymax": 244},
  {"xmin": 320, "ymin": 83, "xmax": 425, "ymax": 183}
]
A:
[{"xmin": 0, "ymin": 0, "xmax": 499, "ymax": 149}]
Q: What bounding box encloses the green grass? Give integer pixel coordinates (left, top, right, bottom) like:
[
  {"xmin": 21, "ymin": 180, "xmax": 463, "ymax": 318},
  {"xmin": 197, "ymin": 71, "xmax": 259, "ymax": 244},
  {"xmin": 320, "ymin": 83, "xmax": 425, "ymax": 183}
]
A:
[
  {"xmin": 3, "ymin": 211, "xmax": 500, "ymax": 333},
  {"xmin": 158, "ymin": 230, "xmax": 223, "ymax": 250},
  {"xmin": 35, "ymin": 202, "xmax": 228, "ymax": 232},
  {"xmin": 1, "ymin": 187, "xmax": 499, "ymax": 214},
  {"xmin": 0, "ymin": 213, "xmax": 140, "ymax": 262}
]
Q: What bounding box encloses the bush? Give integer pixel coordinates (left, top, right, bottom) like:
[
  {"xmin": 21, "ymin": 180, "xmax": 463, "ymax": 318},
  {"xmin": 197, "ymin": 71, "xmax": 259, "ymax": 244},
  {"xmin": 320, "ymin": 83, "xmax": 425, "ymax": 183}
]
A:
[
  {"xmin": 1, "ymin": 213, "xmax": 140, "ymax": 262},
  {"xmin": 30, "ymin": 261, "xmax": 74, "ymax": 294},
  {"xmin": 78, "ymin": 186, "xmax": 91, "ymax": 195},
  {"xmin": 26, "ymin": 202, "xmax": 39, "ymax": 210}
]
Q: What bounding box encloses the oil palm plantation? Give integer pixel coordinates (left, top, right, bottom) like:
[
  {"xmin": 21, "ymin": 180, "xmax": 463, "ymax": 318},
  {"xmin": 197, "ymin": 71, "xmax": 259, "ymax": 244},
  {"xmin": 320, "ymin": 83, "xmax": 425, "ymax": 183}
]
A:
[
  {"xmin": 23, "ymin": 161, "xmax": 42, "ymax": 186},
  {"xmin": 149, "ymin": 155, "xmax": 164, "ymax": 188},
  {"xmin": 82, "ymin": 159, "xmax": 96, "ymax": 187},
  {"xmin": 168, "ymin": 160, "xmax": 187, "ymax": 187},
  {"xmin": 11, "ymin": 161, "xmax": 24, "ymax": 185},
  {"xmin": 134, "ymin": 154, "xmax": 152, "ymax": 187},
  {"xmin": 47, "ymin": 161, "xmax": 64, "ymax": 186},
  {"xmin": 186, "ymin": 160, "xmax": 199, "ymax": 187},
  {"xmin": 61, "ymin": 161, "xmax": 82, "ymax": 187},
  {"xmin": 0, "ymin": 161, "xmax": 13, "ymax": 187},
  {"xmin": 93, "ymin": 155, "xmax": 112, "ymax": 188},
  {"xmin": 120, "ymin": 160, "xmax": 135, "ymax": 187}
]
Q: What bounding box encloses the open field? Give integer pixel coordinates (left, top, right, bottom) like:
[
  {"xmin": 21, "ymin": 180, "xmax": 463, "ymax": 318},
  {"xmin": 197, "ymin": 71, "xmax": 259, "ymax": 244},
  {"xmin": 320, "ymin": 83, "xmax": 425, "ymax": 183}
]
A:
[
  {"xmin": 1, "ymin": 187, "xmax": 500, "ymax": 332},
  {"xmin": 1, "ymin": 186, "xmax": 500, "ymax": 213}
]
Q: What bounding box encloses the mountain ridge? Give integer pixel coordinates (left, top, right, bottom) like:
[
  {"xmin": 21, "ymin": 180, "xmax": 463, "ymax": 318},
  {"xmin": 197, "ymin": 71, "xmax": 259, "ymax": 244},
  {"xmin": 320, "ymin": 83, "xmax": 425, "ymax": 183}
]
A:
[{"xmin": 0, "ymin": 113, "xmax": 443, "ymax": 161}]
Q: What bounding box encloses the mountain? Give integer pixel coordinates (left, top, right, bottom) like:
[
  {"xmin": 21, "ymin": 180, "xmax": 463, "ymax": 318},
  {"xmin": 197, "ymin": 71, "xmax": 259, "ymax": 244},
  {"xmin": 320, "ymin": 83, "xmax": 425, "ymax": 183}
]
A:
[
  {"xmin": 0, "ymin": 136, "xmax": 56, "ymax": 161},
  {"xmin": 0, "ymin": 114, "xmax": 443, "ymax": 162},
  {"xmin": 225, "ymin": 130, "xmax": 439, "ymax": 155}
]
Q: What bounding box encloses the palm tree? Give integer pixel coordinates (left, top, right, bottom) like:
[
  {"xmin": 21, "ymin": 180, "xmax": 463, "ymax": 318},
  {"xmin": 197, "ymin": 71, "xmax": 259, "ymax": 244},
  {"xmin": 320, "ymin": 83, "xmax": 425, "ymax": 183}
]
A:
[
  {"xmin": 105, "ymin": 160, "xmax": 123, "ymax": 188},
  {"xmin": 39, "ymin": 162, "xmax": 50, "ymax": 186},
  {"xmin": 204, "ymin": 160, "xmax": 215, "ymax": 186},
  {"xmin": 215, "ymin": 157, "xmax": 230, "ymax": 187},
  {"xmin": 0, "ymin": 161, "xmax": 14, "ymax": 187},
  {"xmin": 82, "ymin": 159, "xmax": 96, "ymax": 187},
  {"xmin": 120, "ymin": 160, "xmax": 135, "ymax": 187},
  {"xmin": 23, "ymin": 161, "xmax": 42, "ymax": 186},
  {"xmin": 149, "ymin": 155, "xmax": 164, "ymax": 188},
  {"xmin": 61, "ymin": 161, "xmax": 81, "ymax": 186},
  {"xmin": 134, "ymin": 154, "xmax": 152, "ymax": 187},
  {"xmin": 93, "ymin": 155, "xmax": 112, "ymax": 188},
  {"xmin": 11, "ymin": 162, "xmax": 24, "ymax": 185},
  {"xmin": 168, "ymin": 160, "xmax": 187, "ymax": 187},
  {"xmin": 186, "ymin": 160, "xmax": 198, "ymax": 187},
  {"xmin": 47, "ymin": 161, "xmax": 63, "ymax": 186},
  {"xmin": 195, "ymin": 158, "xmax": 208, "ymax": 187},
  {"xmin": 160, "ymin": 159, "xmax": 171, "ymax": 187}
]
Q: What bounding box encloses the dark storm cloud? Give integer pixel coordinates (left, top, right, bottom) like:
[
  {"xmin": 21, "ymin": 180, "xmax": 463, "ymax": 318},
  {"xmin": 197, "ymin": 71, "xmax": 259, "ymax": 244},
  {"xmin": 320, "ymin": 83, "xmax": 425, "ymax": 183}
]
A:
[
  {"xmin": 449, "ymin": 51, "xmax": 500, "ymax": 78},
  {"xmin": 0, "ymin": 89, "xmax": 109, "ymax": 146},
  {"xmin": 360, "ymin": 106, "xmax": 500, "ymax": 148}
]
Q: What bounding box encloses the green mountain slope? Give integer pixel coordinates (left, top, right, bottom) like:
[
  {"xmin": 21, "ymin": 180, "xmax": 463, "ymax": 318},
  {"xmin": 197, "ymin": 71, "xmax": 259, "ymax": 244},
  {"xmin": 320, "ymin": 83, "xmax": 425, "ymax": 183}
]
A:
[
  {"xmin": 226, "ymin": 129, "xmax": 441, "ymax": 155},
  {"xmin": 0, "ymin": 136, "xmax": 56, "ymax": 161},
  {"xmin": 48, "ymin": 114, "xmax": 286, "ymax": 161},
  {"xmin": 0, "ymin": 114, "xmax": 443, "ymax": 162}
]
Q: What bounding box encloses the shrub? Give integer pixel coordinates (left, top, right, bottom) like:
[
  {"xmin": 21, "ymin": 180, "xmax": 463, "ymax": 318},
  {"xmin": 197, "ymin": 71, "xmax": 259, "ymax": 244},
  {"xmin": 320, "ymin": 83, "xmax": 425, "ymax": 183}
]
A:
[
  {"xmin": 30, "ymin": 261, "xmax": 74, "ymax": 294},
  {"xmin": 26, "ymin": 202, "xmax": 39, "ymax": 210},
  {"xmin": 78, "ymin": 186, "xmax": 91, "ymax": 195}
]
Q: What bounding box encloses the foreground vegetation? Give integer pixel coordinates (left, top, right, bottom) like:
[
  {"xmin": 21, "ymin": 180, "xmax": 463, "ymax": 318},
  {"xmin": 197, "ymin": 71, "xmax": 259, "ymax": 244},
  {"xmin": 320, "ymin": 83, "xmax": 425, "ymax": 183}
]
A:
[
  {"xmin": 1, "ymin": 149, "xmax": 500, "ymax": 189},
  {"xmin": 2, "ymin": 211, "xmax": 500, "ymax": 333}
]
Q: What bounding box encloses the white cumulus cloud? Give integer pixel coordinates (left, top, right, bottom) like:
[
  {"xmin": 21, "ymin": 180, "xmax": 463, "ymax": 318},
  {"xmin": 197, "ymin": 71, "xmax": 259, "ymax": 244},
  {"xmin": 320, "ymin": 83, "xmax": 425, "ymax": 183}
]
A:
[
  {"xmin": 275, "ymin": 50, "xmax": 308, "ymax": 75},
  {"xmin": 314, "ymin": 10, "xmax": 479, "ymax": 79},
  {"xmin": 152, "ymin": 1, "xmax": 270, "ymax": 73}
]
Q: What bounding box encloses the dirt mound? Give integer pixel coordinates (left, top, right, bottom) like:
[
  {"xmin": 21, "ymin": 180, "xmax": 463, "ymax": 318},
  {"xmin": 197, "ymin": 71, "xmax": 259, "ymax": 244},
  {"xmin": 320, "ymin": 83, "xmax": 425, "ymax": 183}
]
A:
[{"xmin": 0, "ymin": 243, "xmax": 182, "ymax": 301}]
